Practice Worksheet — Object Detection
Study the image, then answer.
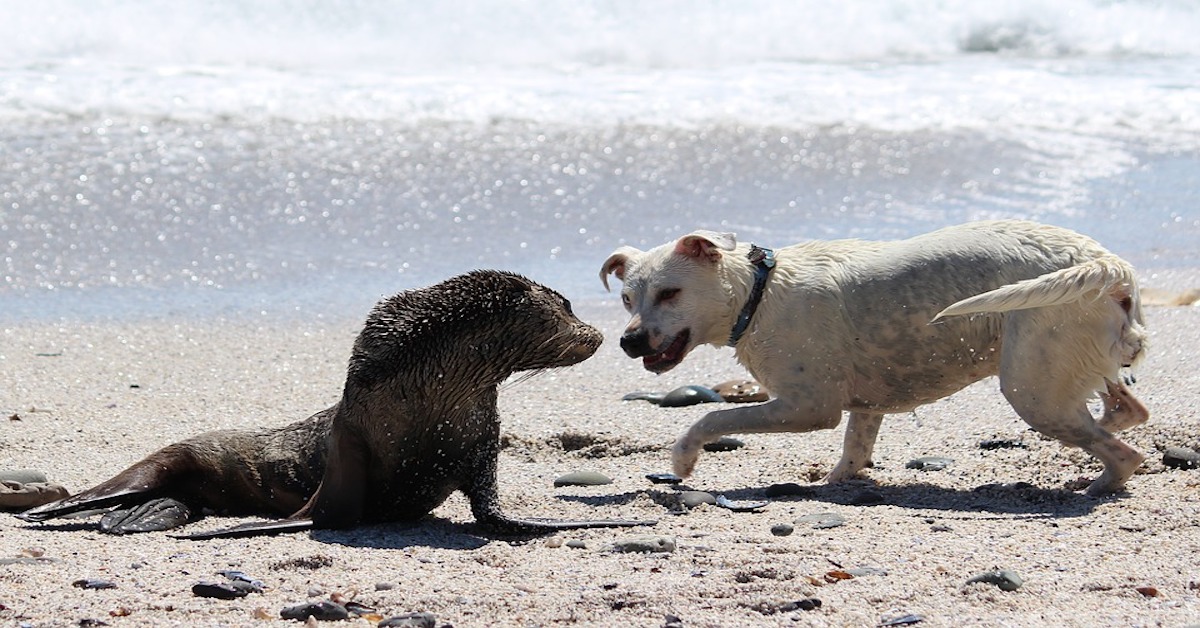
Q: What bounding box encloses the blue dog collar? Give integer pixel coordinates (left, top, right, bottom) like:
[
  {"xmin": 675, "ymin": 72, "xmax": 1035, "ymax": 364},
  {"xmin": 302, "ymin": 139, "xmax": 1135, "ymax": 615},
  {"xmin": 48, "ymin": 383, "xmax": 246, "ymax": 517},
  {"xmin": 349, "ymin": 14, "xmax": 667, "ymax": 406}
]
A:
[{"xmin": 727, "ymin": 244, "xmax": 776, "ymax": 347}]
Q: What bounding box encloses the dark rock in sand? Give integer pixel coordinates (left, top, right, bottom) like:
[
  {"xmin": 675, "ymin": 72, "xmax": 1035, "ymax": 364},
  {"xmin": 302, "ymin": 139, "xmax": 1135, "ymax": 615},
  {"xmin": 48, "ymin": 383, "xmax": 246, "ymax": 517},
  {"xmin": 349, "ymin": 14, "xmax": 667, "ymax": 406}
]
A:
[
  {"xmin": 1163, "ymin": 446, "xmax": 1200, "ymax": 470},
  {"xmin": 979, "ymin": 438, "xmax": 1027, "ymax": 450},
  {"xmin": 645, "ymin": 472, "xmax": 683, "ymax": 484},
  {"xmin": 379, "ymin": 612, "xmax": 437, "ymax": 628},
  {"xmin": 702, "ymin": 436, "xmax": 744, "ymax": 452},
  {"xmin": 72, "ymin": 579, "xmax": 117, "ymax": 590},
  {"xmin": 769, "ymin": 523, "xmax": 794, "ymax": 536},
  {"xmin": 280, "ymin": 601, "xmax": 350, "ymax": 621},
  {"xmin": 192, "ymin": 582, "xmax": 249, "ymax": 600}
]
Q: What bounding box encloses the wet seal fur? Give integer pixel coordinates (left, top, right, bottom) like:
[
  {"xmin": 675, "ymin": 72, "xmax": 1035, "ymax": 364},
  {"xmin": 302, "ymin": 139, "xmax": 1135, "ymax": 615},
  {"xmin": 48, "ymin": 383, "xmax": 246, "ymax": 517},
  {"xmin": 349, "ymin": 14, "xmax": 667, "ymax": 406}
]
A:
[
  {"xmin": 19, "ymin": 271, "xmax": 654, "ymax": 537},
  {"xmin": 601, "ymin": 220, "xmax": 1149, "ymax": 496}
]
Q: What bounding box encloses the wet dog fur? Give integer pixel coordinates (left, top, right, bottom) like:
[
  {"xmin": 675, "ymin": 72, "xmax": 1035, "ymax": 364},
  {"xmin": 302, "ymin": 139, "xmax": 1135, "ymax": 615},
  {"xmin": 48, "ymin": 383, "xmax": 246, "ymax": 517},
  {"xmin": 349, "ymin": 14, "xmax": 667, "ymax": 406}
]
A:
[{"xmin": 600, "ymin": 220, "xmax": 1148, "ymax": 495}]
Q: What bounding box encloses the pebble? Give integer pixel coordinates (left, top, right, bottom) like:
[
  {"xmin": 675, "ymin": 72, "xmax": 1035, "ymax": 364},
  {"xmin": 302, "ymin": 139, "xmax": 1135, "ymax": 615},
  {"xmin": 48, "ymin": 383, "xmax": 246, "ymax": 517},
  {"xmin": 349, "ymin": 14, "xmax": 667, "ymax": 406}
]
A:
[
  {"xmin": 379, "ymin": 612, "xmax": 437, "ymax": 628},
  {"xmin": 702, "ymin": 436, "xmax": 745, "ymax": 452},
  {"xmin": 622, "ymin": 385, "xmax": 724, "ymax": 407},
  {"xmin": 965, "ymin": 569, "xmax": 1023, "ymax": 591},
  {"xmin": 192, "ymin": 582, "xmax": 248, "ymax": 600},
  {"xmin": 280, "ymin": 601, "xmax": 350, "ymax": 621},
  {"xmin": 979, "ymin": 438, "xmax": 1027, "ymax": 450},
  {"xmin": 778, "ymin": 598, "xmax": 822, "ymax": 612},
  {"xmin": 769, "ymin": 523, "xmax": 794, "ymax": 536},
  {"xmin": 794, "ymin": 512, "xmax": 846, "ymax": 529},
  {"xmin": 72, "ymin": 579, "xmax": 117, "ymax": 590},
  {"xmin": 553, "ymin": 470, "xmax": 613, "ymax": 487},
  {"xmin": 663, "ymin": 613, "xmax": 685, "ymax": 628},
  {"xmin": 905, "ymin": 456, "xmax": 954, "ymax": 471},
  {"xmin": 374, "ymin": 582, "xmax": 396, "ymax": 591},
  {"xmin": 715, "ymin": 495, "xmax": 769, "ymax": 512},
  {"xmin": 880, "ymin": 613, "xmax": 926, "ymax": 626},
  {"xmin": 566, "ymin": 540, "xmax": 588, "ymax": 550},
  {"xmin": 609, "ymin": 535, "xmax": 677, "ymax": 553},
  {"xmin": 0, "ymin": 469, "xmax": 48, "ymax": 484},
  {"xmin": 1162, "ymin": 446, "xmax": 1200, "ymax": 470},
  {"xmin": 660, "ymin": 385, "xmax": 725, "ymax": 407},
  {"xmin": 712, "ymin": 379, "xmax": 770, "ymax": 403},
  {"xmin": 680, "ymin": 491, "xmax": 716, "ymax": 508},
  {"xmin": 645, "ymin": 472, "xmax": 683, "ymax": 484},
  {"xmin": 846, "ymin": 566, "xmax": 888, "ymax": 577}
]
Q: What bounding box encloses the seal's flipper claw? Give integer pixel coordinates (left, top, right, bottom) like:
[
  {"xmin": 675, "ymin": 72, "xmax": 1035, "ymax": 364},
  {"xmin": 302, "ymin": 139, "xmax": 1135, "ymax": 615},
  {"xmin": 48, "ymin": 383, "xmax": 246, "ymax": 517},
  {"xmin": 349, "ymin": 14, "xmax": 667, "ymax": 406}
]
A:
[{"xmin": 99, "ymin": 497, "xmax": 194, "ymax": 534}]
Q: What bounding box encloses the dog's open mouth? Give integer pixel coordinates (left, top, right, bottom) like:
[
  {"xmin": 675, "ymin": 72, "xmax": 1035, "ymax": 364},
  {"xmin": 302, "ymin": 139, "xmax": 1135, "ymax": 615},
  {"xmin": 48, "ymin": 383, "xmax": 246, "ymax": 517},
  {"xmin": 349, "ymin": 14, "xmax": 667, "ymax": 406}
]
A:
[{"xmin": 642, "ymin": 329, "xmax": 690, "ymax": 373}]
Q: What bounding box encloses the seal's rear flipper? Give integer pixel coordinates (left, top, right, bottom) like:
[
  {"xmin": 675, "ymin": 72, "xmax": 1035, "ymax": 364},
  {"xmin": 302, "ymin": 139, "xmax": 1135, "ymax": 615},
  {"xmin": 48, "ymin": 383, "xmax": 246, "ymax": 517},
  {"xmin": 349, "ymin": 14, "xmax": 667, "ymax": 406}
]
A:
[
  {"xmin": 174, "ymin": 518, "xmax": 314, "ymax": 540},
  {"xmin": 99, "ymin": 497, "xmax": 194, "ymax": 534}
]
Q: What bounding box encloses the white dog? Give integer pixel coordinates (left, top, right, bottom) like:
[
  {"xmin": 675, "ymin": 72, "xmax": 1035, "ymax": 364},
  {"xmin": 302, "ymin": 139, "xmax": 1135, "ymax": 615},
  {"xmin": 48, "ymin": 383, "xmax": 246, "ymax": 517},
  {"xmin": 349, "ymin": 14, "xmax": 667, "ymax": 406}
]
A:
[{"xmin": 600, "ymin": 220, "xmax": 1149, "ymax": 495}]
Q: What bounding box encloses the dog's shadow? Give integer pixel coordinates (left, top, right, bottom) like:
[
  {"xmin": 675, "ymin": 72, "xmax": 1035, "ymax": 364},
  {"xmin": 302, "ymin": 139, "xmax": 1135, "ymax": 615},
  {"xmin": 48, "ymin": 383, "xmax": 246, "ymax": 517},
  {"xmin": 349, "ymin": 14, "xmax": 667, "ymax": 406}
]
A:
[
  {"xmin": 559, "ymin": 479, "xmax": 1107, "ymax": 520},
  {"xmin": 713, "ymin": 480, "xmax": 1106, "ymax": 519}
]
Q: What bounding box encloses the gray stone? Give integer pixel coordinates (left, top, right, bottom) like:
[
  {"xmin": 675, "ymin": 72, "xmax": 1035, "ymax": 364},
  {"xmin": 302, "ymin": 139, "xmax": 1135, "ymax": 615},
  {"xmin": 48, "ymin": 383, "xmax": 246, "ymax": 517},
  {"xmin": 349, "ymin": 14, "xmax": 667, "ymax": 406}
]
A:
[{"xmin": 553, "ymin": 470, "xmax": 613, "ymax": 487}]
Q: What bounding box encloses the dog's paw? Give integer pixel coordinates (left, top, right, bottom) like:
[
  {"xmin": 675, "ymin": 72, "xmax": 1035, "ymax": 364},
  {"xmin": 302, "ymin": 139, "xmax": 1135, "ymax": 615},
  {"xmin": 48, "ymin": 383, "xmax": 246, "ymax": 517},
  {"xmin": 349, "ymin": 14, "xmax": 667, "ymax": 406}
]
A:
[{"xmin": 671, "ymin": 436, "xmax": 700, "ymax": 478}]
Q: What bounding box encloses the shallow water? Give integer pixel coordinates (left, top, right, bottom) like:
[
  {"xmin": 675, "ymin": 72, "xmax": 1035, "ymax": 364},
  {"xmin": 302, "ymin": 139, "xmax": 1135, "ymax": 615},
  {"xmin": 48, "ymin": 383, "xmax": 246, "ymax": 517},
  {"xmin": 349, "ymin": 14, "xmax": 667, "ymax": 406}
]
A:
[{"xmin": 1, "ymin": 1, "xmax": 1198, "ymax": 321}]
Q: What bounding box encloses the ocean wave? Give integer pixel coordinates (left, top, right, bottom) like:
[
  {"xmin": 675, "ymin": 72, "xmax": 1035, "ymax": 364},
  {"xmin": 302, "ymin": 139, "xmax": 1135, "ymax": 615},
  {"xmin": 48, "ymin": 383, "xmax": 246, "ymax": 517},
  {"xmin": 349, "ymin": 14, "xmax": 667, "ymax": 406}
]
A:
[{"xmin": 1, "ymin": 0, "xmax": 1197, "ymax": 73}]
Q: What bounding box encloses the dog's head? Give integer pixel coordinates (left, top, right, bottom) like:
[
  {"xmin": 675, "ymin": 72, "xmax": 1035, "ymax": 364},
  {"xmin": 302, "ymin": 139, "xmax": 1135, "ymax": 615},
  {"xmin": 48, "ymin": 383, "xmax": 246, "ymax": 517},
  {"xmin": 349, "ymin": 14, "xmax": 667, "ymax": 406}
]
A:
[{"xmin": 600, "ymin": 230, "xmax": 738, "ymax": 373}]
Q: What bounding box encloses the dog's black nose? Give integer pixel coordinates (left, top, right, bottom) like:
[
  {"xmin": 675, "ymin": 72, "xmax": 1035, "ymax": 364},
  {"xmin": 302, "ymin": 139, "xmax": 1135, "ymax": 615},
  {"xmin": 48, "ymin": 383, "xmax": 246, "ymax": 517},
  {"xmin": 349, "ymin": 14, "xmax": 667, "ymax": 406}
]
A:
[{"xmin": 619, "ymin": 329, "xmax": 653, "ymax": 358}]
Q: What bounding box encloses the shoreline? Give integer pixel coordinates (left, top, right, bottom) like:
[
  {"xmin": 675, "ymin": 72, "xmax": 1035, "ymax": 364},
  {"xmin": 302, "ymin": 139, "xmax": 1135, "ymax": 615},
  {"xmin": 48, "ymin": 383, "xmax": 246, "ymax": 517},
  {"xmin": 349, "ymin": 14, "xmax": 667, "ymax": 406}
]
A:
[{"xmin": 2, "ymin": 296, "xmax": 1199, "ymax": 626}]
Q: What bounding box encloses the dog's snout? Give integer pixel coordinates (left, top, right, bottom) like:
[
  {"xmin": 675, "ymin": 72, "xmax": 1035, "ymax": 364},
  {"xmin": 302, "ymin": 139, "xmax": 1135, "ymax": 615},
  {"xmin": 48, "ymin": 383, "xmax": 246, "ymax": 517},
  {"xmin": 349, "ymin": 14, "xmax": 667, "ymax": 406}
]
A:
[{"xmin": 619, "ymin": 328, "xmax": 653, "ymax": 358}]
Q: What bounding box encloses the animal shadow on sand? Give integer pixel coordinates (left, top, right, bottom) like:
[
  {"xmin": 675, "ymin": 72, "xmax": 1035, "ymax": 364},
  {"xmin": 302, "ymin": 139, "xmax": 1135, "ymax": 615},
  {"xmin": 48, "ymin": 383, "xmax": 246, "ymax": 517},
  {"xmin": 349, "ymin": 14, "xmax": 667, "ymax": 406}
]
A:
[{"xmin": 561, "ymin": 480, "xmax": 1105, "ymax": 521}]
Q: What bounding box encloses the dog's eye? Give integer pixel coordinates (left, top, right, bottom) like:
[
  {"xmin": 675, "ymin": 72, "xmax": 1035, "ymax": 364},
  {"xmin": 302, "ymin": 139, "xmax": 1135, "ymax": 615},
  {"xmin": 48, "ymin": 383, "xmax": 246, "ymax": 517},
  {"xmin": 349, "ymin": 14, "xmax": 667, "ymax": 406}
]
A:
[{"xmin": 656, "ymin": 288, "xmax": 680, "ymax": 304}]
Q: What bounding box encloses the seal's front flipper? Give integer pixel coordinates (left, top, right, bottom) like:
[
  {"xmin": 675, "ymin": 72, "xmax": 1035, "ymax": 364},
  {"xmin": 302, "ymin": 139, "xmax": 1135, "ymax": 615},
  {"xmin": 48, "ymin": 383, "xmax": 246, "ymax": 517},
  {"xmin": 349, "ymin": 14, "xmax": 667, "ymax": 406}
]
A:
[
  {"xmin": 173, "ymin": 518, "xmax": 315, "ymax": 540},
  {"xmin": 99, "ymin": 497, "xmax": 194, "ymax": 534}
]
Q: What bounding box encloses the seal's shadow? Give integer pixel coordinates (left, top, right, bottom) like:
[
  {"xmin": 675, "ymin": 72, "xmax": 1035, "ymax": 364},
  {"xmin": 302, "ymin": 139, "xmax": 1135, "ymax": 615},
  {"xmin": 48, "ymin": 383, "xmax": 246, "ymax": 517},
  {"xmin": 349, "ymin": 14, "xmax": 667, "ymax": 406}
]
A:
[{"xmin": 307, "ymin": 518, "xmax": 494, "ymax": 550}]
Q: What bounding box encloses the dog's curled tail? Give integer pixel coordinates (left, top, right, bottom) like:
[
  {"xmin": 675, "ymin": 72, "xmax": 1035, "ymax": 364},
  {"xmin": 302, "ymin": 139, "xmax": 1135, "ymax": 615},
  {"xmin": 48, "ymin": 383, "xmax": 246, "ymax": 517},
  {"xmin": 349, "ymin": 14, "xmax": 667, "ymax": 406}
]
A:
[{"xmin": 932, "ymin": 255, "xmax": 1141, "ymax": 322}]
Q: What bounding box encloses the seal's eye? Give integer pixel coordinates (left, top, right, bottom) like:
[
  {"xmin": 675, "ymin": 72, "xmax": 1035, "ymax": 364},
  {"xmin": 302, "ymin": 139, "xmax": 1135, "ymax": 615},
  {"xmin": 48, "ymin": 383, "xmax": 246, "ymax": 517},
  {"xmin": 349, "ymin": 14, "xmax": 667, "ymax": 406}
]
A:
[
  {"xmin": 656, "ymin": 288, "xmax": 680, "ymax": 304},
  {"xmin": 621, "ymin": 293, "xmax": 632, "ymax": 310}
]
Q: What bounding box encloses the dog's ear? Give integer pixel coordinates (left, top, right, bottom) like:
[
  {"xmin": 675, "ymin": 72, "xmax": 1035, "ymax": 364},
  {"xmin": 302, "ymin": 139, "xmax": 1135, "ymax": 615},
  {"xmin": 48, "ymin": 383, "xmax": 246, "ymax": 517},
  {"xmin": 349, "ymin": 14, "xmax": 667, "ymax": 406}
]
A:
[
  {"xmin": 674, "ymin": 230, "xmax": 737, "ymax": 263},
  {"xmin": 599, "ymin": 246, "xmax": 642, "ymax": 291}
]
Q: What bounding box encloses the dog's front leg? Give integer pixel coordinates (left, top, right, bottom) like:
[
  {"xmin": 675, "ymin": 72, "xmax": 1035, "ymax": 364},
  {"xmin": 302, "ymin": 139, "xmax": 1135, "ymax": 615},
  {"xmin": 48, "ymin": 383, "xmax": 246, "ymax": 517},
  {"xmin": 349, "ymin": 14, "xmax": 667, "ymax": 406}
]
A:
[{"xmin": 672, "ymin": 398, "xmax": 842, "ymax": 478}]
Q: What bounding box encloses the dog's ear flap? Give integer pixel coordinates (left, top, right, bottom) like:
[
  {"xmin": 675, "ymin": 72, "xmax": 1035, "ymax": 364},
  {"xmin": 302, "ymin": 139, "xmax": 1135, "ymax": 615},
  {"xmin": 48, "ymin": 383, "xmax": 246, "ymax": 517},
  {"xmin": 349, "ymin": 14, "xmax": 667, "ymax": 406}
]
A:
[
  {"xmin": 599, "ymin": 246, "xmax": 642, "ymax": 291},
  {"xmin": 674, "ymin": 230, "xmax": 737, "ymax": 263}
]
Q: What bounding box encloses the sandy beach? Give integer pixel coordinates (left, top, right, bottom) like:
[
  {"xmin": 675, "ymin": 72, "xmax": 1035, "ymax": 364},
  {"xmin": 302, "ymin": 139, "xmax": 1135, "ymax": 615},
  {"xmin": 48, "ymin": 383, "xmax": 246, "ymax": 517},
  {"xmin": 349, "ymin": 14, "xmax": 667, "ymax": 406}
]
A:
[{"xmin": 2, "ymin": 295, "xmax": 1198, "ymax": 628}]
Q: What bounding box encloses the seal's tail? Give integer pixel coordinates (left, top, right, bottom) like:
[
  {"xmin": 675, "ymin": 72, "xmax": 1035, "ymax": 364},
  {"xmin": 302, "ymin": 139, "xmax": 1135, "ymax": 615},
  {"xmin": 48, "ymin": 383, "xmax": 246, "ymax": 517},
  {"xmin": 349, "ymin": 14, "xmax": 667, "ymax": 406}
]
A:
[{"xmin": 932, "ymin": 255, "xmax": 1142, "ymax": 323}]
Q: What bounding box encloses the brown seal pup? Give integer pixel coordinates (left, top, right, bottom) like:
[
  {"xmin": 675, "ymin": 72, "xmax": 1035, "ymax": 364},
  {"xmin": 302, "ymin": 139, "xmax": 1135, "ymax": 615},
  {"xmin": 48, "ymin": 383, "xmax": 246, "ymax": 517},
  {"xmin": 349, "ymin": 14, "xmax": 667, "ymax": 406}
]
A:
[{"xmin": 18, "ymin": 270, "xmax": 654, "ymax": 537}]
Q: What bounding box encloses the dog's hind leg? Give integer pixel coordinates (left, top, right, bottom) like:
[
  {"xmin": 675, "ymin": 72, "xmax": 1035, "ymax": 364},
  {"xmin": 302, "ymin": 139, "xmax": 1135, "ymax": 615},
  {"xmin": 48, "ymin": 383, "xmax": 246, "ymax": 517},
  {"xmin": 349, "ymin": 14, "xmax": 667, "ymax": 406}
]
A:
[
  {"xmin": 1097, "ymin": 378, "xmax": 1150, "ymax": 432},
  {"xmin": 672, "ymin": 398, "xmax": 842, "ymax": 478},
  {"xmin": 998, "ymin": 311, "xmax": 1145, "ymax": 495},
  {"xmin": 826, "ymin": 412, "xmax": 883, "ymax": 483}
]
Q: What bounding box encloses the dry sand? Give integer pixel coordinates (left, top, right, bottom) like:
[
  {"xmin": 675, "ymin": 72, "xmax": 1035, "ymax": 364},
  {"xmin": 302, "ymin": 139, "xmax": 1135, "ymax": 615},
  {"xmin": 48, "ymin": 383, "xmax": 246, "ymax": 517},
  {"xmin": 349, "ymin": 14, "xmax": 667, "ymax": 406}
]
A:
[{"xmin": 2, "ymin": 298, "xmax": 1199, "ymax": 627}]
